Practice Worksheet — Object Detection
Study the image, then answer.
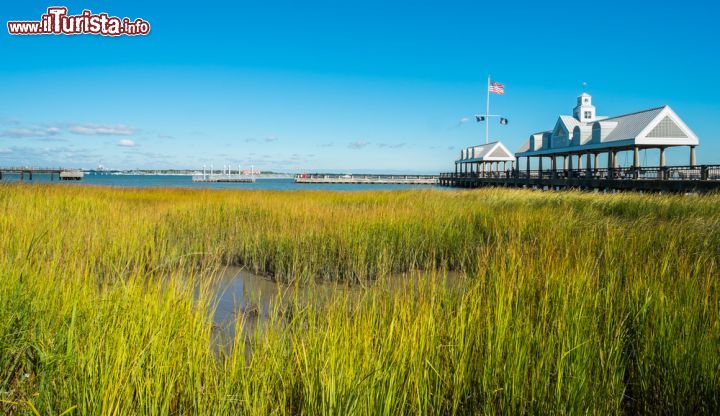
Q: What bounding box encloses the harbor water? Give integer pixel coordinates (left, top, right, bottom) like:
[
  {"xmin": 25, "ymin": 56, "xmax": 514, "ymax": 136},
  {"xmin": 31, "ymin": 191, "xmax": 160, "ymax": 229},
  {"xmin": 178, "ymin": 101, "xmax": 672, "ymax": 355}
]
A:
[{"xmin": 0, "ymin": 173, "xmax": 443, "ymax": 191}]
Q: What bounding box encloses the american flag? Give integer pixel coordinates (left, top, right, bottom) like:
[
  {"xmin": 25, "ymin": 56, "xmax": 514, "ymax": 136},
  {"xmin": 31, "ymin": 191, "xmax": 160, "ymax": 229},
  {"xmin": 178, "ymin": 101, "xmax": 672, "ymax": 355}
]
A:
[{"xmin": 489, "ymin": 80, "xmax": 505, "ymax": 95}]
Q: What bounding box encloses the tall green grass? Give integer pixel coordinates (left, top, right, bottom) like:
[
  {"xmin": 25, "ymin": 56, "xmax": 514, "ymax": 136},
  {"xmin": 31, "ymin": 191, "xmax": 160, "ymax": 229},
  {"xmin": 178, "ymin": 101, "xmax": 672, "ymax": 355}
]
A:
[{"xmin": 0, "ymin": 184, "xmax": 718, "ymax": 414}]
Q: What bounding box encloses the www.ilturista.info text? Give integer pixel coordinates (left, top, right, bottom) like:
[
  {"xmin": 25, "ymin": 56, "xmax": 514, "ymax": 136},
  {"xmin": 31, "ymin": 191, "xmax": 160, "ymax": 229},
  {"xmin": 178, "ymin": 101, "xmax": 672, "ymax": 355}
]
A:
[{"xmin": 7, "ymin": 7, "xmax": 150, "ymax": 36}]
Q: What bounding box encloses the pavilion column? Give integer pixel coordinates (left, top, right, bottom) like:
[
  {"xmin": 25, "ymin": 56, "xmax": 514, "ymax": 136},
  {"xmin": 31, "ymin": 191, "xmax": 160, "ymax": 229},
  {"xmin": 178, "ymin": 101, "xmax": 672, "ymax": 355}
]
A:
[
  {"xmin": 538, "ymin": 157, "xmax": 543, "ymax": 178},
  {"xmin": 633, "ymin": 146, "xmax": 640, "ymax": 168},
  {"xmin": 577, "ymin": 154, "xmax": 583, "ymax": 170},
  {"xmin": 613, "ymin": 151, "xmax": 619, "ymax": 169},
  {"xmin": 659, "ymin": 147, "xmax": 666, "ymax": 167},
  {"xmin": 607, "ymin": 151, "xmax": 614, "ymax": 179},
  {"xmin": 455, "ymin": 163, "xmax": 458, "ymax": 174},
  {"xmin": 593, "ymin": 153, "xmax": 600, "ymax": 174},
  {"xmin": 551, "ymin": 156, "xmax": 557, "ymax": 178},
  {"xmin": 586, "ymin": 153, "xmax": 592, "ymax": 176},
  {"xmin": 632, "ymin": 147, "xmax": 640, "ymax": 179},
  {"xmin": 568, "ymin": 154, "xmax": 574, "ymax": 171},
  {"xmin": 526, "ymin": 157, "xmax": 530, "ymax": 178},
  {"xmin": 690, "ymin": 145, "xmax": 696, "ymax": 167}
]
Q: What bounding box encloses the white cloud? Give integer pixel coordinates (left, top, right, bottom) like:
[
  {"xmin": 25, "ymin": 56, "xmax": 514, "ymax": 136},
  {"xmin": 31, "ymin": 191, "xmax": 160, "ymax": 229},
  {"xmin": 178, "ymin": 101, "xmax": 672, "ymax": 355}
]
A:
[
  {"xmin": 117, "ymin": 139, "xmax": 136, "ymax": 147},
  {"xmin": 70, "ymin": 124, "xmax": 136, "ymax": 136},
  {"xmin": 264, "ymin": 136, "xmax": 279, "ymax": 142},
  {"xmin": 377, "ymin": 142, "xmax": 406, "ymax": 149},
  {"xmin": 0, "ymin": 126, "xmax": 61, "ymax": 138},
  {"xmin": 348, "ymin": 140, "xmax": 369, "ymax": 149},
  {"xmin": 450, "ymin": 117, "xmax": 471, "ymax": 129},
  {"xmin": 0, "ymin": 148, "xmax": 12, "ymax": 153},
  {"xmin": 0, "ymin": 121, "xmax": 139, "ymax": 139}
]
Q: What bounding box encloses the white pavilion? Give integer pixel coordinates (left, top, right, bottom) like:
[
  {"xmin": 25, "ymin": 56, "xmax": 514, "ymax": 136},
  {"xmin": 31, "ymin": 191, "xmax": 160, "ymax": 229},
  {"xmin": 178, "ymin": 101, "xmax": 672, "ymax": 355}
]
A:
[
  {"xmin": 454, "ymin": 141, "xmax": 516, "ymax": 175},
  {"xmin": 514, "ymin": 93, "xmax": 699, "ymax": 174}
]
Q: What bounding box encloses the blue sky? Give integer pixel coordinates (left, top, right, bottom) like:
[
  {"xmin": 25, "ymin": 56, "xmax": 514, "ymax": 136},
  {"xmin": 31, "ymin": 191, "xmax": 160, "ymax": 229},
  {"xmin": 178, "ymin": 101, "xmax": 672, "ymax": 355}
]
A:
[{"xmin": 1, "ymin": 0, "xmax": 718, "ymax": 172}]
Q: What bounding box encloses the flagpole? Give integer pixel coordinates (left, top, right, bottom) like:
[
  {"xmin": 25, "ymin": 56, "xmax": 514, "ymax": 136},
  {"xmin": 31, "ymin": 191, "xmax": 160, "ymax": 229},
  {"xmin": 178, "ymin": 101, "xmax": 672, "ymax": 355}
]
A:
[{"xmin": 485, "ymin": 74, "xmax": 491, "ymax": 144}]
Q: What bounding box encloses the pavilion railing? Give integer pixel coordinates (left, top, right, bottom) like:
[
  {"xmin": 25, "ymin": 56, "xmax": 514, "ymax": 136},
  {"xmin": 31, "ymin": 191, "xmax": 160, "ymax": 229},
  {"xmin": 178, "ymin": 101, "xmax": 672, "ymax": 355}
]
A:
[{"xmin": 440, "ymin": 165, "xmax": 720, "ymax": 181}]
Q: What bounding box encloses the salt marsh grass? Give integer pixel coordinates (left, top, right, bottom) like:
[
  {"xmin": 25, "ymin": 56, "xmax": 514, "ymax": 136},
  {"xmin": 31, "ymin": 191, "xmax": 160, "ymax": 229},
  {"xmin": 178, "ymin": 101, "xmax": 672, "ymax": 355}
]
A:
[{"xmin": 0, "ymin": 184, "xmax": 718, "ymax": 414}]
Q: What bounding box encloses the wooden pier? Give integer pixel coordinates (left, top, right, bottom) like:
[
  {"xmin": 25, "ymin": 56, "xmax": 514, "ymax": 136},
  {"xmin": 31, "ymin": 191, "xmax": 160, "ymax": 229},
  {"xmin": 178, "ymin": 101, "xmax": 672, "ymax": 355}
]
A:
[
  {"xmin": 439, "ymin": 165, "xmax": 720, "ymax": 193},
  {"xmin": 295, "ymin": 173, "xmax": 439, "ymax": 185},
  {"xmin": 0, "ymin": 167, "xmax": 83, "ymax": 181},
  {"xmin": 192, "ymin": 173, "xmax": 255, "ymax": 183}
]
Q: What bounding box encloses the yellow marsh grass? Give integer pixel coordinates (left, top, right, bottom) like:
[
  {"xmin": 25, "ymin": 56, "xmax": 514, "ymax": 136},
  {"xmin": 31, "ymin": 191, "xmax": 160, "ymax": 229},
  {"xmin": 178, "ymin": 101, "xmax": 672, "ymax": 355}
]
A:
[{"xmin": 0, "ymin": 184, "xmax": 718, "ymax": 414}]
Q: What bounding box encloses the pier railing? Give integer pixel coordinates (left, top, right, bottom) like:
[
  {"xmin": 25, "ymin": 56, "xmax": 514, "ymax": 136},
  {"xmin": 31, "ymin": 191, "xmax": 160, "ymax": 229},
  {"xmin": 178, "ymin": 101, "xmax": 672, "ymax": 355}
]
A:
[
  {"xmin": 295, "ymin": 173, "xmax": 439, "ymax": 184},
  {"xmin": 297, "ymin": 173, "xmax": 438, "ymax": 180},
  {"xmin": 440, "ymin": 165, "xmax": 720, "ymax": 182}
]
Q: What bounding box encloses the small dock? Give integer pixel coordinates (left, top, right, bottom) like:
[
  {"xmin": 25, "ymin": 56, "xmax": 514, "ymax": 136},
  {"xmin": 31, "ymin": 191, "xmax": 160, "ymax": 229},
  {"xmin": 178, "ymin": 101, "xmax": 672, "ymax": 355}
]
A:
[
  {"xmin": 295, "ymin": 173, "xmax": 439, "ymax": 185},
  {"xmin": 0, "ymin": 167, "xmax": 83, "ymax": 181}
]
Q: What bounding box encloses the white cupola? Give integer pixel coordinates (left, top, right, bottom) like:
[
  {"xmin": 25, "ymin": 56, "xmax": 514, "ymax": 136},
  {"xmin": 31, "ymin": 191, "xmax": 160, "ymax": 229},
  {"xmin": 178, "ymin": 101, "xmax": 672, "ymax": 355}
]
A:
[{"xmin": 573, "ymin": 92, "xmax": 596, "ymax": 122}]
